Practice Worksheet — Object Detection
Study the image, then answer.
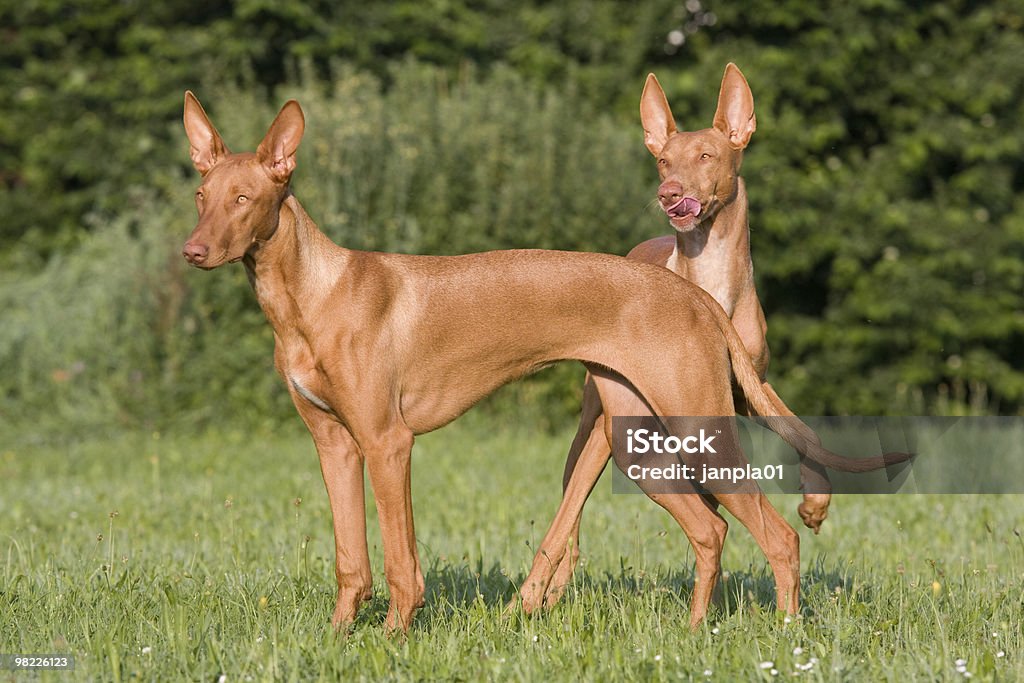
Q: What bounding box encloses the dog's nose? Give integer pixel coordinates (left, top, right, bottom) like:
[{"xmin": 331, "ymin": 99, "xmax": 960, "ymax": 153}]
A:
[
  {"xmin": 182, "ymin": 241, "xmax": 209, "ymax": 264},
  {"xmin": 657, "ymin": 180, "xmax": 684, "ymax": 207}
]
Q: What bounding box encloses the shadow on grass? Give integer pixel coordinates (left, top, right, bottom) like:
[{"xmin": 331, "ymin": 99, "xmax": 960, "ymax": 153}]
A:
[
  {"xmin": 717, "ymin": 565, "xmax": 854, "ymax": 620},
  {"xmin": 412, "ymin": 558, "xmax": 855, "ymax": 625}
]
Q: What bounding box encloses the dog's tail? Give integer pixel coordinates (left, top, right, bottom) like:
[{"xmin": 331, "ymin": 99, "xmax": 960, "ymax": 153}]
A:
[{"xmin": 701, "ymin": 294, "xmax": 912, "ymax": 474}]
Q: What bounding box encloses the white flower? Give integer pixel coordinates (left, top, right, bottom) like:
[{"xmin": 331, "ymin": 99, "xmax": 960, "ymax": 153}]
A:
[
  {"xmin": 654, "ymin": 654, "xmax": 662, "ymax": 662},
  {"xmin": 703, "ymin": 669, "xmax": 713, "ymax": 677},
  {"xmin": 955, "ymin": 659, "xmax": 967, "ymax": 667},
  {"xmin": 792, "ymin": 647, "xmax": 803, "ymax": 656},
  {"xmin": 711, "ymin": 627, "xmax": 720, "ymax": 635},
  {"xmin": 760, "ymin": 661, "xmax": 775, "ymax": 669},
  {"xmin": 141, "ymin": 646, "xmax": 152, "ymax": 654},
  {"xmin": 996, "ymin": 651, "xmax": 1005, "ymax": 658},
  {"xmin": 217, "ymin": 676, "xmax": 227, "ymax": 683},
  {"xmin": 770, "ymin": 668, "xmax": 778, "ymax": 676},
  {"xmin": 532, "ymin": 635, "xmax": 539, "ymax": 642}
]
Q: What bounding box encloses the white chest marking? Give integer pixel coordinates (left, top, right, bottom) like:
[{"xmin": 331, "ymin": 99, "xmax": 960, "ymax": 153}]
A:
[
  {"xmin": 668, "ymin": 245, "xmax": 737, "ymax": 317},
  {"xmin": 290, "ymin": 375, "xmax": 332, "ymax": 413}
]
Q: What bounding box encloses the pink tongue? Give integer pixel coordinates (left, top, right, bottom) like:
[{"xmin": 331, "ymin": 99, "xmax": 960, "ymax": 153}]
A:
[{"xmin": 666, "ymin": 196, "xmax": 701, "ymax": 218}]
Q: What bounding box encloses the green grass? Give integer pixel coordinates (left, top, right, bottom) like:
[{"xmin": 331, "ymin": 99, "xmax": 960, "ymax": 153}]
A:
[{"xmin": 2, "ymin": 420, "xmax": 1022, "ymax": 681}]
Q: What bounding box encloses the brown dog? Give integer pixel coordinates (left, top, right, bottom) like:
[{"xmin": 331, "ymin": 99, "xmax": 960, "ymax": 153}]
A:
[
  {"xmin": 180, "ymin": 92, "xmax": 902, "ymax": 631},
  {"xmin": 519, "ymin": 64, "xmax": 836, "ymax": 612}
]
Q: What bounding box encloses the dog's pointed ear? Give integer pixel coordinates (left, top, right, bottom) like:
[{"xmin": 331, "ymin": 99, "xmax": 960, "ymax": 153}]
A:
[
  {"xmin": 256, "ymin": 100, "xmax": 305, "ymax": 184},
  {"xmin": 183, "ymin": 91, "xmax": 230, "ymax": 176},
  {"xmin": 640, "ymin": 73, "xmax": 677, "ymax": 156},
  {"xmin": 713, "ymin": 63, "xmax": 756, "ymax": 150}
]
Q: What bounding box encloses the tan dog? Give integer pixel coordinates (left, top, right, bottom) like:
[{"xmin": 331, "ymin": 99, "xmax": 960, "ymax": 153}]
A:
[
  {"xmin": 519, "ymin": 64, "xmax": 835, "ymax": 612},
  {"xmin": 180, "ymin": 92, "xmax": 903, "ymax": 631}
]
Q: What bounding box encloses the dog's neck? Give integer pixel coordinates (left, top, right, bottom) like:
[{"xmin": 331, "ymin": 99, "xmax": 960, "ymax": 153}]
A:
[
  {"xmin": 668, "ymin": 179, "xmax": 753, "ymax": 317},
  {"xmin": 243, "ymin": 195, "xmax": 347, "ymax": 334}
]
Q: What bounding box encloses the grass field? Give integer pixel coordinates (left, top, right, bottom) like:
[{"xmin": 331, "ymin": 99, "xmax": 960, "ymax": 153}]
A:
[{"xmin": 2, "ymin": 419, "xmax": 1022, "ymax": 681}]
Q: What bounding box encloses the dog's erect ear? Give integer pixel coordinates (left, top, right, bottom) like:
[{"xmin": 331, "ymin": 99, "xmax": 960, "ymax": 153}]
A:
[
  {"xmin": 183, "ymin": 91, "xmax": 230, "ymax": 176},
  {"xmin": 256, "ymin": 100, "xmax": 305, "ymax": 184},
  {"xmin": 713, "ymin": 63, "xmax": 756, "ymax": 150},
  {"xmin": 640, "ymin": 73, "xmax": 677, "ymax": 157}
]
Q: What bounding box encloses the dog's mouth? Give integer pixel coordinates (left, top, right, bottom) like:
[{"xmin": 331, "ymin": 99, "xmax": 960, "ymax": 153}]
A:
[{"xmin": 664, "ymin": 196, "xmax": 702, "ymax": 229}]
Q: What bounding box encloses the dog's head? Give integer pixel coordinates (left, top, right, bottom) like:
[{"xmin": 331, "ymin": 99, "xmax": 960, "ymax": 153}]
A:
[
  {"xmin": 641, "ymin": 64, "xmax": 755, "ymax": 232},
  {"xmin": 181, "ymin": 92, "xmax": 305, "ymax": 269}
]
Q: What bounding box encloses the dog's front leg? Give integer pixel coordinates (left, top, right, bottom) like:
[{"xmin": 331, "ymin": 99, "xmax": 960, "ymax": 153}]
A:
[
  {"xmin": 289, "ymin": 391, "xmax": 373, "ymax": 630},
  {"xmin": 361, "ymin": 425, "xmax": 424, "ymax": 632}
]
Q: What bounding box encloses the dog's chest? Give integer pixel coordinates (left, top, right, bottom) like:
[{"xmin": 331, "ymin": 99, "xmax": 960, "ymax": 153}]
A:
[
  {"xmin": 289, "ymin": 373, "xmax": 333, "ymax": 413},
  {"xmin": 701, "ymin": 276, "xmax": 738, "ymax": 317},
  {"xmin": 668, "ymin": 249, "xmax": 739, "ymax": 317},
  {"xmin": 277, "ymin": 334, "xmax": 335, "ymax": 414}
]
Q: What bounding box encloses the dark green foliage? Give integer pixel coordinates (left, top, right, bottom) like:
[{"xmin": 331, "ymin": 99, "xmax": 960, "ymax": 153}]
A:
[
  {"xmin": 1, "ymin": 1, "xmax": 1022, "ymax": 432},
  {"xmin": 0, "ymin": 0, "xmax": 677, "ymax": 258},
  {"xmin": 686, "ymin": 0, "xmax": 1024, "ymax": 414}
]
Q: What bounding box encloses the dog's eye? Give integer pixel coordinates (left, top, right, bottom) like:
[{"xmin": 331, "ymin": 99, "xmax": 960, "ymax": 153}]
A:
[
  {"xmin": 236, "ymin": 195, "xmax": 248, "ymax": 204},
  {"xmin": 658, "ymin": 158, "xmax": 668, "ymax": 166},
  {"xmin": 700, "ymin": 153, "xmax": 712, "ymax": 160},
  {"xmin": 195, "ymin": 191, "xmax": 204, "ymax": 201}
]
